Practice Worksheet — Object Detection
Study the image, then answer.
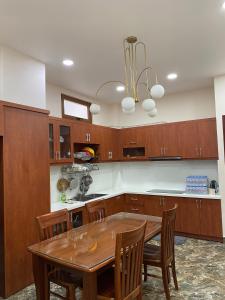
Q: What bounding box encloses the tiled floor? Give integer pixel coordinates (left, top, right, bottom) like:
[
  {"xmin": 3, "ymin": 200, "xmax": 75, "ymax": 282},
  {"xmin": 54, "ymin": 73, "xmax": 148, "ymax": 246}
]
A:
[{"xmin": 2, "ymin": 238, "xmax": 225, "ymax": 299}]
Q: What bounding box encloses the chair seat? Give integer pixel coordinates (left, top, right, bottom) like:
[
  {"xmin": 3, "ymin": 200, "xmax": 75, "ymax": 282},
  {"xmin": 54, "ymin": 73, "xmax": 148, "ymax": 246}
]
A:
[
  {"xmin": 143, "ymin": 243, "xmax": 161, "ymax": 263},
  {"xmin": 49, "ymin": 269, "xmax": 82, "ymax": 287},
  {"xmin": 97, "ymin": 268, "xmax": 115, "ymax": 299}
]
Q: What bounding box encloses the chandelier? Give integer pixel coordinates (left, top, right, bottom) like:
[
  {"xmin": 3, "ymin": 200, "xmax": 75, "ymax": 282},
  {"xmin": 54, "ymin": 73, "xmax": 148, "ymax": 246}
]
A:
[{"xmin": 90, "ymin": 36, "xmax": 165, "ymax": 117}]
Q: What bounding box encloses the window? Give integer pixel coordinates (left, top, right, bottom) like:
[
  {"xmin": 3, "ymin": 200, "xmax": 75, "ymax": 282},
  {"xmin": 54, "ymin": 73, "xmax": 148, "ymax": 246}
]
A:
[{"xmin": 61, "ymin": 94, "xmax": 92, "ymax": 123}]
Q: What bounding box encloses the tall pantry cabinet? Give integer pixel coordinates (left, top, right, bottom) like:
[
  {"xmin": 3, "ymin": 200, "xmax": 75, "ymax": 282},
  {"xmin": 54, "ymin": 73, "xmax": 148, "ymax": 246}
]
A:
[{"xmin": 0, "ymin": 102, "xmax": 50, "ymax": 298}]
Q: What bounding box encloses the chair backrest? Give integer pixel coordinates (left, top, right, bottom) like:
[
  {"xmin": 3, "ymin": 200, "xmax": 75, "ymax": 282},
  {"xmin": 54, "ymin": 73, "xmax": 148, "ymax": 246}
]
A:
[
  {"xmin": 114, "ymin": 221, "xmax": 147, "ymax": 300},
  {"xmin": 36, "ymin": 209, "xmax": 72, "ymax": 241},
  {"xmin": 161, "ymin": 204, "xmax": 177, "ymax": 264},
  {"xmin": 85, "ymin": 200, "xmax": 107, "ymax": 222}
]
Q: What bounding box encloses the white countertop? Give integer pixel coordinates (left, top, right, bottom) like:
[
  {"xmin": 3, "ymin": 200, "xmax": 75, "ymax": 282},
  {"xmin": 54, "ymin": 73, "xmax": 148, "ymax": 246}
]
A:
[{"xmin": 51, "ymin": 188, "xmax": 221, "ymax": 212}]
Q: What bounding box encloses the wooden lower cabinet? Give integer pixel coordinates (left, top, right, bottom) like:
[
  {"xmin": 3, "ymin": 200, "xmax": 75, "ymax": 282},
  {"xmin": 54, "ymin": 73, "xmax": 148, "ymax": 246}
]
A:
[
  {"xmin": 124, "ymin": 194, "xmax": 222, "ymax": 241},
  {"xmin": 106, "ymin": 195, "xmax": 125, "ymax": 215}
]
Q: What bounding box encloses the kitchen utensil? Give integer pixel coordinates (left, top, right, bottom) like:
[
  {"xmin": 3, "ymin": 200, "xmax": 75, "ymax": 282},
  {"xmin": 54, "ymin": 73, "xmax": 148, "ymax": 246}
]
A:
[
  {"xmin": 83, "ymin": 174, "xmax": 93, "ymax": 186},
  {"xmin": 209, "ymin": 180, "xmax": 219, "ymax": 193},
  {"xmin": 79, "ymin": 182, "xmax": 89, "ymax": 194},
  {"xmin": 69, "ymin": 177, "xmax": 79, "ymax": 190},
  {"xmin": 57, "ymin": 178, "xmax": 69, "ymax": 192}
]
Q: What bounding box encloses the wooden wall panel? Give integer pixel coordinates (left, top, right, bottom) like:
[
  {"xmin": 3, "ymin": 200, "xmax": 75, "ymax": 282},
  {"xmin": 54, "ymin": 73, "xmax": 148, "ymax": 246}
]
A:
[{"xmin": 1, "ymin": 107, "xmax": 50, "ymax": 297}]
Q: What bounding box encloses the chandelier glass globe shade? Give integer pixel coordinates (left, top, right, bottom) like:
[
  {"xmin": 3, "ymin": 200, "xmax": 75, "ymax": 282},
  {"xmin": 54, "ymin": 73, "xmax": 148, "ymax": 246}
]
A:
[
  {"xmin": 121, "ymin": 97, "xmax": 135, "ymax": 111},
  {"xmin": 142, "ymin": 99, "xmax": 156, "ymax": 112},
  {"xmin": 122, "ymin": 107, "xmax": 135, "ymax": 114},
  {"xmin": 150, "ymin": 84, "xmax": 165, "ymax": 99},
  {"xmin": 90, "ymin": 103, "xmax": 101, "ymax": 115},
  {"xmin": 148, "ymin": 107, "xmax": 157, "ymax": 117}
]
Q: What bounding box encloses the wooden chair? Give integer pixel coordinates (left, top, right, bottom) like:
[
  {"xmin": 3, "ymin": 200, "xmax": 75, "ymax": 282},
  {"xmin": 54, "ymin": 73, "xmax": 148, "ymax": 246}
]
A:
[
  {"xmin": 143, "ymin": 204, "xmax": 178, "ymax": 300},
  {"xmin": 96, "ymin": 221, "xmax": 147, "ymax": 300},
  {"xmin": 86, "ymin": 200, "xmax": 107, "ymax": 222},
  {"xmin": 36, "ymin": 209, "xmax": 81, "ymax": 300}
]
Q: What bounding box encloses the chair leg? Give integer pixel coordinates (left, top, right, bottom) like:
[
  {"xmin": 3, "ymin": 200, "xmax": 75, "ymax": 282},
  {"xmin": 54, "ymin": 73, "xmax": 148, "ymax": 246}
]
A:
[
  {"xmin": 144, "ymin": 264, "xmax": 148, "ymax": 282},
  {"xmin": 171, "ymin": 260, "xmax": 178, "ymax": 290},
  {"xmin": 162, "ymin": 266, "xmax": 170, "ymax": 300},
  {"xmin": 66, "ymin": 285, "xmax": 76, "ymax": 300},
  {"xmin": 167, "ymin": 267, "xmax": 171, "ymax": 284}
]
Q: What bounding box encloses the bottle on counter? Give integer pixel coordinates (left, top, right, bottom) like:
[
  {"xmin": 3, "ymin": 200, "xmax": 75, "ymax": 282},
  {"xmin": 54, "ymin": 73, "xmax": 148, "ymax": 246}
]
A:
[{"xmin": 60, "ymin": 192, "xmax": 66, "ymax": 203}]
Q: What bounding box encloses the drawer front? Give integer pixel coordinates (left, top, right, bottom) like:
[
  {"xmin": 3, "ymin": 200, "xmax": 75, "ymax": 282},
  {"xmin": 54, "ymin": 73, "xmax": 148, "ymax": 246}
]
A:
[{"xmin": 125, "ymin": 194, "xmax": 144, "ymax": 207}]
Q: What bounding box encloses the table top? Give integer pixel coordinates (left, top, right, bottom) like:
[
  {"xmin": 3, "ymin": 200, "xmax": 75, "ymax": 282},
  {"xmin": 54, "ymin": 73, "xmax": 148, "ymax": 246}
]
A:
[{"xmin": 28, "ymin": 212, "xmax": 161, "ymax": 272}]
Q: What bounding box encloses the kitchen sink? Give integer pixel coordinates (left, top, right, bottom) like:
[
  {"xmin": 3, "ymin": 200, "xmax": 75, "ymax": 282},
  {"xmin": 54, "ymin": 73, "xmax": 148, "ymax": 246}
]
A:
[
  {"xmin": 147, "ymin": 189, "xmax": 185, "ymax": 194},
  {"xmin": 75, "ymin": 193, "xmax": 108, "ymax": 202}
]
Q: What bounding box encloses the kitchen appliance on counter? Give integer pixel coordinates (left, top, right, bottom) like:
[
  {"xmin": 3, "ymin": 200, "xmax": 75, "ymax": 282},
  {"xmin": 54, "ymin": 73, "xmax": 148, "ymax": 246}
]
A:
[{"xmin": 209, "ymin": 180, "xmax": 219, "ymax": 195}]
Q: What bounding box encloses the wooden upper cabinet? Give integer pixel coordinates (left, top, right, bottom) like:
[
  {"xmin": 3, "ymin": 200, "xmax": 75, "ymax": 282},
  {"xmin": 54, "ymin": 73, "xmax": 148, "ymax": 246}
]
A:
[
  {"xmin": 147, "ymin": 124, "xmax": 163, "ymax": 157},
  {"xmin": 197, "ymin": 118, "xmax": 218, "ymax": 159},
  {"xmin": 72, "ymin": 121, "xmax": 101, "ymax": 144},
  {"xmin": 49, "ymin": 118, "xmax": 73, "ymax": 164},
  {"xmin": 178, "ymin": 118, "xmax": 218, "ymax": 159},
  {"xmin": 147, "ymin": 123, "xmax": 180, "ymax": 158},
  {"xmin": 100, "ymin": 127, "xmax": 119, "ymax": 161}
]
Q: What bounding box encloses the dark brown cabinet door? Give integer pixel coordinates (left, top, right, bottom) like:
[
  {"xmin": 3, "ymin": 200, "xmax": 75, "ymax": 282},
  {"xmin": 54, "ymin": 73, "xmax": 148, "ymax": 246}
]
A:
[
  {"xmin": 174, "ymin": 198, "xmax": 200, "ymax": 235},
  {"xmin": 144, "ymin": 195, "xmax": 163, "ymax": 216},
  {"xmin": 72, "ymin": 121, "xmax": 91, "ymax": 143},
  {"xmin": 163, "ymin": 123, "xmax": 180, "ymax": 157},
  {"xmin": 106, "ymin": 195, "xmax": 125, "ymax": 215},
  {"xmin": 197, "ymin": 118, "xmax": 218, "ymax": 159},
  {"xmin": 147, "ymin": 125, "xmax": 164, "ymax": 157},
  {"xmin": 49, "ymin": 118, "xmax": 73, "ymax": 164},
  {"xmin": 200, "ymin": 199, "xmax": 222, "ymax": 238},
  {"xmin": 178, "ymin": 121, "xmax": 199, "ymax": 159},
  {"xmin": 100, "ymin": 127, "xmax": 119, "ymax": 161}
]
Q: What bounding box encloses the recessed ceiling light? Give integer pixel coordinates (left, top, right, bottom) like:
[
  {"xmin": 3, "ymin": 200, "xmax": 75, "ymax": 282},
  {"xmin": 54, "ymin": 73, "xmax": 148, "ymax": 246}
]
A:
[
  {"xmin": 167, "ymin": 73, "xmax": 178, "ymax": 80},
  {"xmin": 222, "ymin": 1, "xmax": 225, "ymax": 9},
  {"xmin": 116, "ymin": 85, "xmax": 125, "ymax": 92},
  {"xmin": 62, "ymin": 59, "xmax": 74, "ymax": 66}
]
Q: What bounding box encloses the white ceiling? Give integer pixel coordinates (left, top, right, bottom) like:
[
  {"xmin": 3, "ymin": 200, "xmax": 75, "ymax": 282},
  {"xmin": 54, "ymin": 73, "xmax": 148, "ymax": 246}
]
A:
[{"xmin": 0, "ymin": 0, "xmax": 225, "ymax": 103}]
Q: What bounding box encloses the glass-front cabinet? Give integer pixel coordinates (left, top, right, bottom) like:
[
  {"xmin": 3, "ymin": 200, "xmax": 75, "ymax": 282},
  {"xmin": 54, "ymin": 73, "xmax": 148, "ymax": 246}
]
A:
[{"xmin": 49, "ymin": 117, "xmax": 73, "ymax": 164}]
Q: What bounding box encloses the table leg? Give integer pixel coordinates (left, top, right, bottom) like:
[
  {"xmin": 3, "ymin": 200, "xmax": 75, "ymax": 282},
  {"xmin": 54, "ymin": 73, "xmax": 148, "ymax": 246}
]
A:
[
  {"xmin": 83, "ymin": 271, "xmax": 97, "ymax": 300},
  {"xmin": 32, "ymin": 254, "xmax": 49, "ymax": 300}
]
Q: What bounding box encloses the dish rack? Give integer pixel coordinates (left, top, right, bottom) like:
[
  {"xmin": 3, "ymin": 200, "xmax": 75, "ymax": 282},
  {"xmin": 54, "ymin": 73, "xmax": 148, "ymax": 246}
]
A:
[{"xmin": 61, "ymin": 163, "xmax": 99, "ymax": 176}]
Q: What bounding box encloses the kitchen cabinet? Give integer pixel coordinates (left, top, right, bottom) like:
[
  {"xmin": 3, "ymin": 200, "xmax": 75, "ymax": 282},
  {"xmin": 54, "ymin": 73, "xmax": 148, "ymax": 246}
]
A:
[
  {"xmin": 124, "ymin": 194, "xmax": 222, "ymax": 240},
  {"xmin": 178, "ymin": 118, "xmax": 218, "ymax": 159},
  {"xmin": 0, "ymin": 103, "xmax": 50, "ymax": 298},
  {"xmin": 100, "ymin": 127, "xmax": 120, "ymax": 161},
  {"xmin": 105, "ymin": 195, "xmax": 125, "ymax": 215},
  {"xmin": 147, "ymin": 123, "xmax": 180, "ymax": 158},
  {"xmin": 119, "ymin": 126, "xmax": 147, "ymax": 160},
  {"xmin": 125, "ymin": 194, "xmax": 145, "ymax": 214},
  {"xmin": 199, "ymin": 199, "xmax": 222, "ymax": 238},
  {"xmin": 49, "ymin": 117, "xmax": 73, "ymax": 164},
  {"xmin": 72, "ymin": 121, "xmax": 101, "ymax": 144}
]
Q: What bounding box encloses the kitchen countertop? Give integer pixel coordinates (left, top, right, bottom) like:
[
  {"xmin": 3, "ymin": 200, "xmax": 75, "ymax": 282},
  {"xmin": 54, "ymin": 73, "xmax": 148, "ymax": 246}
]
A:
[{"xmin": 51, "ymin": 188, "xmax": 221, "ymax": 212}]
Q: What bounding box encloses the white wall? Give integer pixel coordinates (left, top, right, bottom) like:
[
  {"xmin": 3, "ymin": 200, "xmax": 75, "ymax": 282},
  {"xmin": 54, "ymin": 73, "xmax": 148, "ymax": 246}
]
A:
[
  {"xmin": 214, "ymin": 75, "xmax": 225, "ymax": 234},
  {"xmin": 0, "ymin": 46, "xmax": 46, "ymax": 108},
  {"xmin": 117, "ymin": 87, "xmax": 216, "ymax": 127},
  {"xmin": 46, "ymin": 84, "xmax": 215, "ymax": 127},
  {"xmin": 46, "ymin": 82, "xmax": 119, "ymax": 127},
  {"xmin": 50, "ymin": 161, "xmax": 218, "ymax": 203}
]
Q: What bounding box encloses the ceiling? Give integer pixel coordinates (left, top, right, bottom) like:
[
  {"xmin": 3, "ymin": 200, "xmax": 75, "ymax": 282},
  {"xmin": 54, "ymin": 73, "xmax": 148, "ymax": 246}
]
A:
[{"xmin": 0, "ymin": 0, "xmax": 225, "ymax": 103}]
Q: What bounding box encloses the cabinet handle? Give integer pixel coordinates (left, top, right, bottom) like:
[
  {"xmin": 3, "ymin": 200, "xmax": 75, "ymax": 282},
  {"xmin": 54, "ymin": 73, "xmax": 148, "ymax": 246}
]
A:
[
  {"xmin": 130, "ymin": 197, "xmax": 138, "ymax": 201},
  {"xmin": 160, "ymin": 148, "xmax": 163, "ymax": 156},
  {"xmin": 130, "ymin": 208, "xmax": 139, "ymax": 212},
  {"xmin": 163, "ymin": 147, "xmax": 166, "ymax": 156},
  {"xmin": 199, "ymin": 199, "xmax": 202, "ymax": 209},
  {"xmin": 85, "ymin": 133, "xmax": 88, "ymax": 142},
  {"xmin": 199, "ymin": 147, "xmax": 202, "ymax": 157},
  {"xmin": 196, "ymin": 199, "xmax": 198, "ymax": 209},
  {"xmin": 89, "ymin": 133, "xmax": 91, "ymax": 142},
  {"xmin": 195, "ymin": 147, "xmax": 199, "ymax": 157}
]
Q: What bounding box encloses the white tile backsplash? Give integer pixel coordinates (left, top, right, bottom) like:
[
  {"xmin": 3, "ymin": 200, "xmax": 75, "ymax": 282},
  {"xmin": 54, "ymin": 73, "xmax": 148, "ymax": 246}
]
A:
[{"xmin": 50, "ymin": 160, "xmax": 218, "ymax": 203}]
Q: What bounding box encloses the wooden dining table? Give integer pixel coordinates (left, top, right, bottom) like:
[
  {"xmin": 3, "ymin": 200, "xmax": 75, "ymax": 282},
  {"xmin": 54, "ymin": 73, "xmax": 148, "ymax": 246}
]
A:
[{"xmin": 28, "ymin": 212, "xmax": 161, "ymax": 300}]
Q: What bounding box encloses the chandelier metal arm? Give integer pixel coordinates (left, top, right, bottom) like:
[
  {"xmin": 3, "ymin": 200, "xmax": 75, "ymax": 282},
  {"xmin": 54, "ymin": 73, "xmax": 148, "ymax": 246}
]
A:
[
  {"xmin": 135, "ymin": 66, "xmax": 152, "ymax": 101},
  {"xmin": 95, "ymin": 80, "xmax": 125, "ymax": 99}
]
